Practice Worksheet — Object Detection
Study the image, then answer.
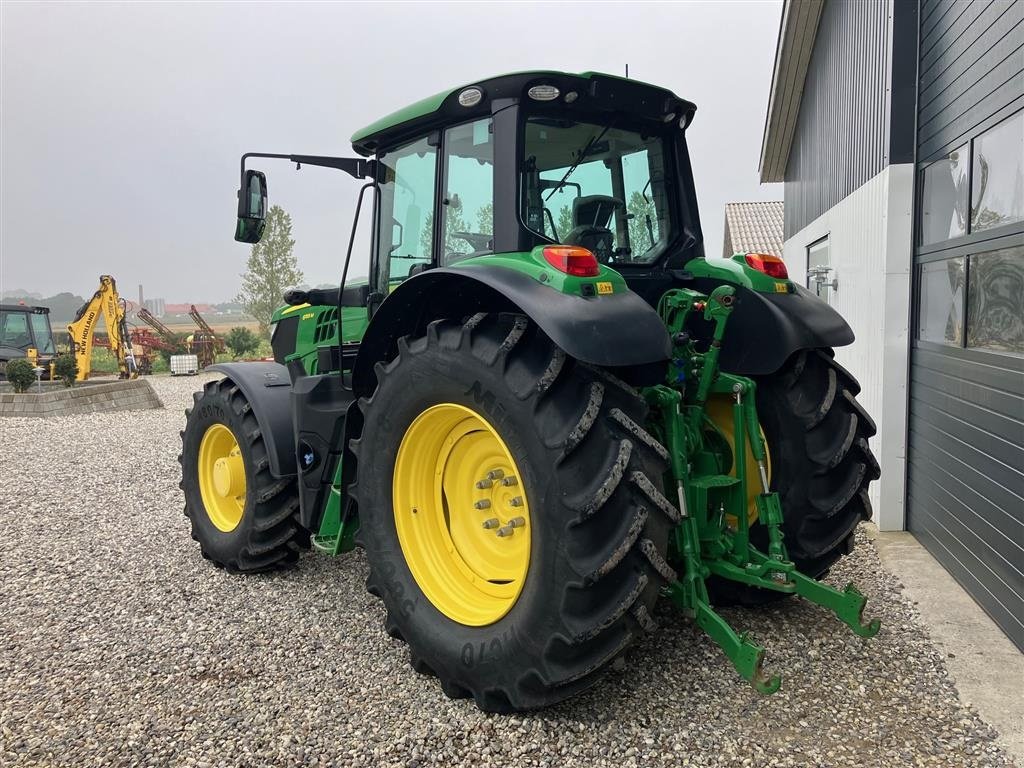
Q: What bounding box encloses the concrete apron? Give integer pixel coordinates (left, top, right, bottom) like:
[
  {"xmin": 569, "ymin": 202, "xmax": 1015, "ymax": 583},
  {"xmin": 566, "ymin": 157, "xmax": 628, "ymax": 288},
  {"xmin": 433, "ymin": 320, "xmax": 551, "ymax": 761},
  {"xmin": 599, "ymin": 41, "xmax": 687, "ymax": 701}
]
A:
[{"xmin": 871, "ymin": 525, "xmax": 1024, "ymax": 764}]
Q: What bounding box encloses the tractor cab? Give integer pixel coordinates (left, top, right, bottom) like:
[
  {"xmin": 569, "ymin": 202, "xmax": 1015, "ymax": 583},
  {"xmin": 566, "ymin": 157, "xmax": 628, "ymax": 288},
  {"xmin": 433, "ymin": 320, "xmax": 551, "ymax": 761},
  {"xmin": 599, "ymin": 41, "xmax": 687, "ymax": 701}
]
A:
[
  {"xmin": 348, "ymin": 72, "xmax": 702, "ymax": 295},
  {"xmin": 238, "ymin": 72, "xmax": 704, "ymax": 326}
]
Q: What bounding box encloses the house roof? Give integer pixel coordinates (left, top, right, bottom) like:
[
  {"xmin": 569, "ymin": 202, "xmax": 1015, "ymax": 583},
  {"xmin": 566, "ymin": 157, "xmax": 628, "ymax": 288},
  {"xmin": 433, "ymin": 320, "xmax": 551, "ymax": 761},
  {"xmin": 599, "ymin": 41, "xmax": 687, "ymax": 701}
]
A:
[
  {"xmin": 759, "ymin": 0, "xmax": 824, "ymax": 183},
  {"xmin": 722, "ymin": 201, "xmax": 784, "ymax": 258}
]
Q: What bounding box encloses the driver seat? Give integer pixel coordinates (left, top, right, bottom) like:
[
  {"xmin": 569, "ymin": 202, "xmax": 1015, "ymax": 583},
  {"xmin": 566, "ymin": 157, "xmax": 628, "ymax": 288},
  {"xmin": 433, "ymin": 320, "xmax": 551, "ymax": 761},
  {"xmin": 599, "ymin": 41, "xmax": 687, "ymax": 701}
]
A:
[{"xmin": 563, "ymin": 195, "xmax": 622, "ymax": 262}]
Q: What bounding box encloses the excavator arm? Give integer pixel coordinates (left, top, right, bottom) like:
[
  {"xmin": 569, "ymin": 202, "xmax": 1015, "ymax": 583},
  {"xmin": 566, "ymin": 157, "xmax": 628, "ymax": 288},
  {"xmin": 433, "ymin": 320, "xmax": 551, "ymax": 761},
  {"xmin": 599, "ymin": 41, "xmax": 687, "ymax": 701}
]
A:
[{"xmin": 67, "ymin": 275, "xmax": 138, "ymax": 380}]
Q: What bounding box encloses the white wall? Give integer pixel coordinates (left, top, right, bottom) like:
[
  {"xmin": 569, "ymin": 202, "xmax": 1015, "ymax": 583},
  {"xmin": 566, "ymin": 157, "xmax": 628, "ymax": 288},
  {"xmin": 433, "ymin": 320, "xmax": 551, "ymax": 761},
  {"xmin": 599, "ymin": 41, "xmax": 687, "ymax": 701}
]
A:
[{"xmin": 781, "ymin": 164, "xmax": 914, "ymax": 531}]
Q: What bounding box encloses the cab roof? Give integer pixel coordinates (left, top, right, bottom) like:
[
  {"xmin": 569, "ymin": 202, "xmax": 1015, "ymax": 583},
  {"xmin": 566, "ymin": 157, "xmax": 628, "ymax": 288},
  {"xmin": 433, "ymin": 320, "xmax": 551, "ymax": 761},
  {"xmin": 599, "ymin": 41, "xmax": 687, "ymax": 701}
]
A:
[
  {"xmin": 350, "ymin": 70, "xmax": 695, "ymax": 157},
  {"xmin": 0, "ymin": 304, "xmax": 49, "ymax": 314}
]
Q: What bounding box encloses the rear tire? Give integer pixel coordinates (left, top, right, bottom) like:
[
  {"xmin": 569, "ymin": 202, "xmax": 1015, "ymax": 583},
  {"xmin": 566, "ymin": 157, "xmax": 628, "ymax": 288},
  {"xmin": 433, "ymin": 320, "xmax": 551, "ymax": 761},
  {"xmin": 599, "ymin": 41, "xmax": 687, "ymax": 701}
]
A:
[
  {"xmin": 179, "ymin": 378, "xmax": 307, "ymax": 573},
  {"xmin": 354, "ymin": 314, "xmax": 677, "ymax": 712},
  {"xmin": 711, "ymin": 348, "xmax": 879, "ymax": 605}
]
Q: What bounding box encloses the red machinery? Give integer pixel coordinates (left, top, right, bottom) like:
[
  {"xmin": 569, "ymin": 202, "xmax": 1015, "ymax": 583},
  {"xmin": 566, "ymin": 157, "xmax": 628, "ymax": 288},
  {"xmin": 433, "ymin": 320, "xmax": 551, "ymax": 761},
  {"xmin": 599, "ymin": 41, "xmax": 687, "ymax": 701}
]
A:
[{"xmin": 187, "ymin": 305, "xmax": 223, "ymax": 368}]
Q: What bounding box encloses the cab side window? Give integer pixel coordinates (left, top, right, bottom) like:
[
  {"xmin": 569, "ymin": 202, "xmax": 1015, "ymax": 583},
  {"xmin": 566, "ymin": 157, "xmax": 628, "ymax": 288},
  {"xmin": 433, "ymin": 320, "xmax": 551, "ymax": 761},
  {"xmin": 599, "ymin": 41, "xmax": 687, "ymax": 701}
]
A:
[
  {"xmin": 0, "ymin": 311, "xmax": 30, "ymax": 349},
  {"xmin": 376, "ymin": 137, "xmax": 437, "ymax": 290},
  {"xmin": 440, "ymin": 119, "xmax": 494, "ymax": 264}
]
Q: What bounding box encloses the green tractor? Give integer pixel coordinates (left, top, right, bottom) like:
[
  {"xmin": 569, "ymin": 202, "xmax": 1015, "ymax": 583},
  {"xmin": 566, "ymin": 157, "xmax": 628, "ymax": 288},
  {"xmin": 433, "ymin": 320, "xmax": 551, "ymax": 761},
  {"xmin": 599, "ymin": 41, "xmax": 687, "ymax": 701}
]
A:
[{"xmin": 180, "ymin": 71, "xmax": 880, "ymax": 712}]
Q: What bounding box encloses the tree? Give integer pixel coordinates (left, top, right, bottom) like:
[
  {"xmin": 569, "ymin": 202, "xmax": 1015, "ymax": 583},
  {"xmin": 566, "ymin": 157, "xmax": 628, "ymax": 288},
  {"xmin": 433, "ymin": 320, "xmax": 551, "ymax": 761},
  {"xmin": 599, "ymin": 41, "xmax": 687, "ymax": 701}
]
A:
[
  {"xmin": 225, "ymin": 327, "xmax": 261, "ymax": 359},
  {"xmin": 236, "ymin": 205, "xmax": 304, "ymax": 333},
  {"xmin": 626, "ymin": 191, "xmax": 658, "ymax": 255},
  {"xmin": 555, "ymin": 205, "xmax": 574, "ymax": 241},
  {"xmin": 420, "ymin": 199, "xmax": 471, "ymax": 258}
]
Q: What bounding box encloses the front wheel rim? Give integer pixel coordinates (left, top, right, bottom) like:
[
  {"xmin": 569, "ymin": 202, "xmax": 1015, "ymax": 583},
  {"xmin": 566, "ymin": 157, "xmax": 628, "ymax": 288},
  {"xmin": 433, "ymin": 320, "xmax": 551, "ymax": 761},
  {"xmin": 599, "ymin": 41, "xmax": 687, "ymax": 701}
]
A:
[
  {"xmin": 197, "ymin": 423, "xmax": 247, "ymax": 532},
  {"xmin": 393, "ymin": 403, "xmax": 531, "ymax": 626}
]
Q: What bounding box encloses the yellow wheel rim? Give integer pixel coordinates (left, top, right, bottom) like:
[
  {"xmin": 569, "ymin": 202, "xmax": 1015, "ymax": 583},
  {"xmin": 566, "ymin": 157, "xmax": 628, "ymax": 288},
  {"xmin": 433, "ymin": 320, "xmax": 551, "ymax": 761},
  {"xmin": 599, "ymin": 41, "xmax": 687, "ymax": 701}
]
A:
[
  {"xmin": 705, "ymin": 395, "xmax": 772, "ymax": 526},
  {"xmin": 393, "ymin": 403, "xmax": 531, "ymax": 626},
  {"xmin": 197, "ymin": 423, "xmax": 247, "ymax": 532}
]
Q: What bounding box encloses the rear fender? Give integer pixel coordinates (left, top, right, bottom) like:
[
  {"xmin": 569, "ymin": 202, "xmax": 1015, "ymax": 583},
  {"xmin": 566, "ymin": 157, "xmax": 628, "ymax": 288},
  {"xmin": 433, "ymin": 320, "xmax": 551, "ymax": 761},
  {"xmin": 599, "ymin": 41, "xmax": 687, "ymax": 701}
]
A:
[
  {"xmin": 205, "ymin": 362, "xmax": 295, "ymax": 478},
  {"xmin": 352, "ymin": 266, "xmax": 671, "ymax": 395},
  {"xmin": 691, "ymin": 280, "xmax": 854, "ymax": 375}
]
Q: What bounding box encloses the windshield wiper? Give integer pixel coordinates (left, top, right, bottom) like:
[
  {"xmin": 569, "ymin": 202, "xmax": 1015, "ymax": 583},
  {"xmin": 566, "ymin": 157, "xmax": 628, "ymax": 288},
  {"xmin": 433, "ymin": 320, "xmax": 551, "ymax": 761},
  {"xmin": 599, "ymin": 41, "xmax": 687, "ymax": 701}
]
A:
[{"xmin": 544, "ymin": 121, "xmax": 615, "ymax": 202}]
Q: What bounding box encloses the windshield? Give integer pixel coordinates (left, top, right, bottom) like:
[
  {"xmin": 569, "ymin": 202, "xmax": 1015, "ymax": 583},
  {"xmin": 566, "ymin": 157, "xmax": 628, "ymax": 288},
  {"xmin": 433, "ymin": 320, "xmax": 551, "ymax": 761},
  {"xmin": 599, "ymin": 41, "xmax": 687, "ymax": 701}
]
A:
[{"xmin": 521, "ymin": 117, "xmax": 672, "ymax": 264}]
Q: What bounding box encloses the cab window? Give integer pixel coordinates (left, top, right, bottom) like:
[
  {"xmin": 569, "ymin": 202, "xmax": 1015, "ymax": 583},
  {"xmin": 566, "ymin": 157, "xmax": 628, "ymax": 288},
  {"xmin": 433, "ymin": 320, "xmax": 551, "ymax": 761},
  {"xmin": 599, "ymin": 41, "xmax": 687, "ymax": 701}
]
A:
[
  {"xmin": 0, "ymin": 311, "xmax": 31, "ymax": 349},
  {"xmin": 376, "ymin": 136, "xmax": 437, "ymax": 290},
  {"xmin": 30, "ymin": 313, "xmax": 56, "ymax": 354},
  {"xmin": 521, "ymin": 117, "xmax": 672, "ymax": 264},
  {"xmin": 440, "ymin": 119, "xmax": 494, "ymax": 264}
]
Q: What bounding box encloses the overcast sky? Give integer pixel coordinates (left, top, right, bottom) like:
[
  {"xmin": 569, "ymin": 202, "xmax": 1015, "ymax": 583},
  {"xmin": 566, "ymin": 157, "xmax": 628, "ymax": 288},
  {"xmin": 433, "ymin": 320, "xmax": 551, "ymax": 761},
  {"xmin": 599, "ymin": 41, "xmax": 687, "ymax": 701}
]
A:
[{"xmin": 1, "ymin": 1, "xmax": 782, "ymax": 304}]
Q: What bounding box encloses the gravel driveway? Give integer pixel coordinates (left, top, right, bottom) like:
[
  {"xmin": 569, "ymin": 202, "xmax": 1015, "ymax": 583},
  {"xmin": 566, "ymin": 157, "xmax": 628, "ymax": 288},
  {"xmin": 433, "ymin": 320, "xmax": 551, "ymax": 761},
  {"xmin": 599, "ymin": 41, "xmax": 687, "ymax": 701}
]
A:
[{"xmin": 1, "ymin": 374, "xmax": 1016, "ymax": 767}]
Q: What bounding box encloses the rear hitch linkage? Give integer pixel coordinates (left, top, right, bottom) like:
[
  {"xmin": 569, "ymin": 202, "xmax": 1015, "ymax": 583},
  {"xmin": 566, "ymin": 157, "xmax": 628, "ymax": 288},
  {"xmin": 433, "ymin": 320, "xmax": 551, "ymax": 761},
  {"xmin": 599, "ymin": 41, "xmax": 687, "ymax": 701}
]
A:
[{"xmin": 646, "ymin": 285, "xmax": 880, "ymax": 693}]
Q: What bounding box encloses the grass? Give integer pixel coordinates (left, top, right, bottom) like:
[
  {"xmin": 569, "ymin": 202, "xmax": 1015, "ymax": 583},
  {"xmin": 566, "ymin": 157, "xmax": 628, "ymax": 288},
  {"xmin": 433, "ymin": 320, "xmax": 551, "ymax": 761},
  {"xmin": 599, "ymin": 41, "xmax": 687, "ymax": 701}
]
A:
[{"xmin": 86, "ymin": 336, "xmax": 274, "ymax": 377}]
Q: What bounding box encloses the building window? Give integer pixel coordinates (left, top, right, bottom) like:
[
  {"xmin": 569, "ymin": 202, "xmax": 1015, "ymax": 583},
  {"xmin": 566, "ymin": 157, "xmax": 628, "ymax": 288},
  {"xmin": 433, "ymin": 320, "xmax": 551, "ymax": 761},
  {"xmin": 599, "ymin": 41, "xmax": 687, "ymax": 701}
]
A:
[
  {"xmin": 919, "ymin": 144, "xmax": 969, "ymax": 246},
  {"xmin": 971, "ymin": 111, "xmax": 1024, "ymax": 234},
  {"xmin": 918, "ymin": 258, "xmax": 964, "ymax": 346},
  {"xmin": 806, "ymin": 236, "xmax": 835, "ymax": 302},
  {"xmin": 967, "ymin": 245, "xmax": 1024, "ymax": 355}
]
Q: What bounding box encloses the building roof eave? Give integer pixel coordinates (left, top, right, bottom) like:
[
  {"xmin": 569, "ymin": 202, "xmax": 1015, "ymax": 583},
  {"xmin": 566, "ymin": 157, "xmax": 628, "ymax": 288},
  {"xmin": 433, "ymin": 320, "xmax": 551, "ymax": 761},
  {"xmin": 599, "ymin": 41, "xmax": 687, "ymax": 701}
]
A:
[{"xmin": 758, "ymin": 0, "xmax": 824, "ymax": 184}]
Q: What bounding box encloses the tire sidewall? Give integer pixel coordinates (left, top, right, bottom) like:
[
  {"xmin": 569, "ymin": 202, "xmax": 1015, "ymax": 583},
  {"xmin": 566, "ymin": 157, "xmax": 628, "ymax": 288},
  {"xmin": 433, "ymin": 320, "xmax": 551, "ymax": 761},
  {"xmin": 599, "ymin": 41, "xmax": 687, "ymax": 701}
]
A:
[
  {"xmin": 183, "ymin": 386, "xmax": 259, "ymax": 561},
  {"xmin": 359, "ymin": 342, "xmax": 578, "ymax": 693}
]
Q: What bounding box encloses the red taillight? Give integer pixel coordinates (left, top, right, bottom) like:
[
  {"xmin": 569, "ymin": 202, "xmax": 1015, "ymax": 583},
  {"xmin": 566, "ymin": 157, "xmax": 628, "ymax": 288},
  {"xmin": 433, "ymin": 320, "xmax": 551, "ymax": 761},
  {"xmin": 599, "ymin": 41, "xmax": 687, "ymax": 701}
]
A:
[
  {"xmin": 744, "ymin": 252, "xmax": 789, "ymax": 280},
  {"xmin": 543, "ymin": 246, "xmax": 600, "ymax": 278}
]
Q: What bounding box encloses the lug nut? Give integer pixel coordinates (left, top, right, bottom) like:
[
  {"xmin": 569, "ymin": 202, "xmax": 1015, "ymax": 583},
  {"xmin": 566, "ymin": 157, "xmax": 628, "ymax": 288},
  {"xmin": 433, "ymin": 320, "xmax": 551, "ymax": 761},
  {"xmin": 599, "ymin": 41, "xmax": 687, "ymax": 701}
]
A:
[
  {"xmin": 486, "ymin": 469, "xmax": 505, "ymax": 481},
  {"xmin": 508, "ymin": 517, "xmax": 526, "ymax": 528},
  {"xmin": 500, "ymin": 476, "xmax": 518, "ymax": 487},
  {"xmin": 496, "ymin": 525, "xmax": 514, "ymax": 537},
  {"xmin": 475, "ymin": 478, "xmax": 494, "ymax": 489},
  {"xmin": 474, "ymin": 499, "xmax": 491, "ymax": 510},
  {"xmin": 509, "ymin": 496, "xmax": 524, "ymax": 507},
  {"xmin": 482, "ymin": 518, "xmax": 500, "ymax": 529}
]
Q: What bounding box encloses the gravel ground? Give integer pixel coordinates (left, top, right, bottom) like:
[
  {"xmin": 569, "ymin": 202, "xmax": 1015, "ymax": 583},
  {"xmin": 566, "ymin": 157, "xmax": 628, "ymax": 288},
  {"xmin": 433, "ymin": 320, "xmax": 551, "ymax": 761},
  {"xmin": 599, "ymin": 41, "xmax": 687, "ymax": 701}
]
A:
[{"xmin": 1, "ymin": 373, "xmax": 1017, "ymax": 768}]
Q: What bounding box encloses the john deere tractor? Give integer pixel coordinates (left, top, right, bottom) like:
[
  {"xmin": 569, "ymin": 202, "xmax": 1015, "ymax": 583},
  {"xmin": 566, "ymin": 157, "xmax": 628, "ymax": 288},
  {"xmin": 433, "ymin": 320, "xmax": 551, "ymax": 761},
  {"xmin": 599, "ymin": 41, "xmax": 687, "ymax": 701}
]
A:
[{"xmin": 180, "ymin": 71, "xmax": 880, "ymax": 712}]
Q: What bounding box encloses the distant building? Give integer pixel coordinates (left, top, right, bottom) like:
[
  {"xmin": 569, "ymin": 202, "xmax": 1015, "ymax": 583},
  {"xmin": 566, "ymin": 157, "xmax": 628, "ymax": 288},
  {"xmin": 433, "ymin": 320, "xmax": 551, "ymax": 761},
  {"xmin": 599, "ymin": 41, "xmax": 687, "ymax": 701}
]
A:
[
  {"xmin": 722, "ymin": 201, "xmax": 783, "ymax": 258},
  {"xmin": 164, "ymin": 303, "xmax": 213, "ymax": 315},
  {"xmin": 143, "ymin": 298, "xmax": 165, "ymax": 317}
]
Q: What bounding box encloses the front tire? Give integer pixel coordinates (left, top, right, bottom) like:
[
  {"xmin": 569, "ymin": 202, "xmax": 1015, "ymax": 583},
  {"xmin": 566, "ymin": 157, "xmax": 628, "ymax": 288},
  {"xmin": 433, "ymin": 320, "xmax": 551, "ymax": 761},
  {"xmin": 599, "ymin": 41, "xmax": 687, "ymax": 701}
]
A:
[
  {"xmin": 179, "ymin": 378, "xmax": 306, "ymax": 572},
  {"xmin": 354, "ymin": 314, "xmax": 677, "ymax": 712}
]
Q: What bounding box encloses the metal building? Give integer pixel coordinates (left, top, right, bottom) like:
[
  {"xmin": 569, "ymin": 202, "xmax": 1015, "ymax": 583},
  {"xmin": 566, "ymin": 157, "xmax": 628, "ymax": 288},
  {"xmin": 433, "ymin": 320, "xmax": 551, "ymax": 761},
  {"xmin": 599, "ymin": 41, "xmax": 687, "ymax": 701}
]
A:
[{"xmin": 760, "ymin": 0, "xmax": 1023, "ymax": 649}]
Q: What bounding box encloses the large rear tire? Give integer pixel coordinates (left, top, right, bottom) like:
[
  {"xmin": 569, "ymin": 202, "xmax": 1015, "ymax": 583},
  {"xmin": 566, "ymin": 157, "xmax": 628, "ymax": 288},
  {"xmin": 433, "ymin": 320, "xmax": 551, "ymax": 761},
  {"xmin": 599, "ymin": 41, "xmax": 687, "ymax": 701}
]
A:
[
  {"xmin": 712, "ymin": 348, "xmax": 879, "ymax": 605},
  {"xmin": 354, "ymin": 314, "xmax": 677, "ymax": 712},
  {"xmin": 179, "ymin": 378, "xmax": 307, "ymax": 573}
]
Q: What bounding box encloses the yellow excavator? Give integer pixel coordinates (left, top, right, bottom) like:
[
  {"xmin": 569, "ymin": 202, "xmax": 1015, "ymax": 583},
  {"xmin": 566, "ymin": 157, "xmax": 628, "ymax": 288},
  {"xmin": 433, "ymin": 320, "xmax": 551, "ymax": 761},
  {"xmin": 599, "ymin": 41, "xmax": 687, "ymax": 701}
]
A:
[{"xmin": 67, "ymin": 275, "xmax": 139, "ymax": 380}]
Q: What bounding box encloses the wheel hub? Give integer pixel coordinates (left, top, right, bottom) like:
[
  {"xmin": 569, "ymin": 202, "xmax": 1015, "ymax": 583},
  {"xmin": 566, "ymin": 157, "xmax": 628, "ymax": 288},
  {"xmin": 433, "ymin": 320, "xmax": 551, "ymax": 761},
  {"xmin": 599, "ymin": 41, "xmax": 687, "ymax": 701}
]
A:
[
  {"xmin": 197, "ymin": 423, "xmax": 247, "ymax": 532},
  {"xmin": 393, "ymin": 403, "xmax": 531, "ymax": 626},
  {"xmin": 212, "ymin": 452, "xmax": 245, "ymax": 498}
]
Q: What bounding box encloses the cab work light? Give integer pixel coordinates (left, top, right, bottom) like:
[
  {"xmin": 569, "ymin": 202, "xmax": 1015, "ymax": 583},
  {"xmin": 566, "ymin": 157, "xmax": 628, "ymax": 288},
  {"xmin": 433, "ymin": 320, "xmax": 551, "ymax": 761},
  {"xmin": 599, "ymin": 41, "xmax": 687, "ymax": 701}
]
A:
[
  {"xmin": 744, "ymin": 253, "xmax": 789, "ymax": 280},
  {"xmin": 542, "ymin": 246, "xmax": 600, "ymax": 277}
]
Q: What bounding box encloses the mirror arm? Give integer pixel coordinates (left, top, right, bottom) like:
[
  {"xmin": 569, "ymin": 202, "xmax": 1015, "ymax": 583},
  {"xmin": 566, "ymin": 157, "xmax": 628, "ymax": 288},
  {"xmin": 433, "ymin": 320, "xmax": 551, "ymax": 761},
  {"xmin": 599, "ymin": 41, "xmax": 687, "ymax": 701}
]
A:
[{"xmin": 240, "ymin": 152, "xmax": 378, "ymax": 181}]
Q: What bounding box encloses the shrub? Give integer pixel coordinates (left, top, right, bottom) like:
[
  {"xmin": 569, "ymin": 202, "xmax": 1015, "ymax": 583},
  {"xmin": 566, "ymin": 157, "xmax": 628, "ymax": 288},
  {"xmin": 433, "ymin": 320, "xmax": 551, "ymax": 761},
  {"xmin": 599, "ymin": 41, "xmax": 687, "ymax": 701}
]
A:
[
  {"xmin": 225, "ymin": 326, "xmax": 261, "ymax": 359},
  {"xmin": 5, "ymin": 358, "xmax": 37, "ymax": 393},
  {"xmin": 53, "ymin": 354, "xmax": 79, "ymax": 387}
]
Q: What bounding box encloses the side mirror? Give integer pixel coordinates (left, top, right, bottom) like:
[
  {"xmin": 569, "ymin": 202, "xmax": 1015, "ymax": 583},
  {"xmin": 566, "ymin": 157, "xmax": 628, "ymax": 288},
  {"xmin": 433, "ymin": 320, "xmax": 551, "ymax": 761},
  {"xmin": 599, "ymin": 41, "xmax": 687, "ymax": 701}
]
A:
[{"xmin": 235, "ymin": 169, "xmax": 267, "ymax": 243}]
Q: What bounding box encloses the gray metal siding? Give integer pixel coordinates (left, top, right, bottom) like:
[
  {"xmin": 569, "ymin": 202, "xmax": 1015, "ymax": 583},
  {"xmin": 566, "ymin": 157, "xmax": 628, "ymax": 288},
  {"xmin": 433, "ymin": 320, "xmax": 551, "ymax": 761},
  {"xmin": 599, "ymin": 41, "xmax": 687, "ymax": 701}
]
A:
[
  {"xmin": 783, "ymin": 0, "xmax": 890, "ymax": 238},
  {"xmin": 917, "ymin": 0, "xmax": 1024, "ymax": 162},
  {"xmin": 908, "ymin": 0, "xmax": 1024, "ymax": 651},
  {"xmin": 906, "ymin": 347, "xmax": 1024, "ymax": 649}
]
